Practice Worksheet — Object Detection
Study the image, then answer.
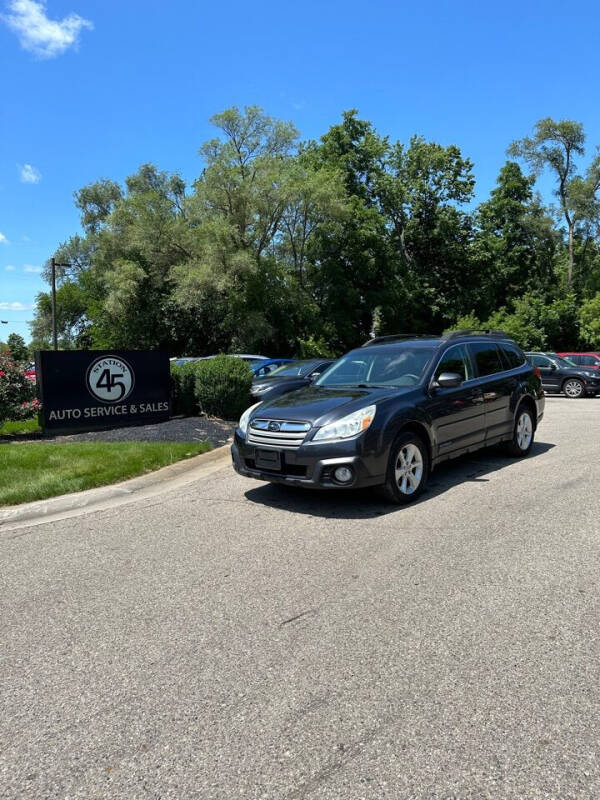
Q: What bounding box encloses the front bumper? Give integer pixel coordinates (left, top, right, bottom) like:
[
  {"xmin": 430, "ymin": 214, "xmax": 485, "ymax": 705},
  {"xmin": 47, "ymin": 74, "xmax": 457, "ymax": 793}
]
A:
[
  {"xmin": 231, "ymin": 430, "xmax": 386, "ymax": 489},
  {"xmin": 584, "ymin": 379, "xmax": 600, "ymax": 395}
]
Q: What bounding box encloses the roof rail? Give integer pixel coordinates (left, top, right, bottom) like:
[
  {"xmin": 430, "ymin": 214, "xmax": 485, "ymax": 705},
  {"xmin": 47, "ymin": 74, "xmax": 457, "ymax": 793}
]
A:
[
  {"xmin": 361, "ymin": 334, "xmax": 439, "ymax": 347},
  {"xmin": 444, "ymin": 329, "xmax": 512, "ymax": 340}
]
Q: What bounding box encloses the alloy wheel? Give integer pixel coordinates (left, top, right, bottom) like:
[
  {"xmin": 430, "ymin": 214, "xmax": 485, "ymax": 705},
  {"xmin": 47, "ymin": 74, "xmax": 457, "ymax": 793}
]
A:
[
  {"xmin": 394, "ymin": 443, "xmax": 424, "ymax": 495},
  {"xmin": 564, "ymin": 380, "xmax": 583, "ymax": 398},
  {"xmin": 516, "ymin": 411, "xmax": 533, "ymax": 451}
]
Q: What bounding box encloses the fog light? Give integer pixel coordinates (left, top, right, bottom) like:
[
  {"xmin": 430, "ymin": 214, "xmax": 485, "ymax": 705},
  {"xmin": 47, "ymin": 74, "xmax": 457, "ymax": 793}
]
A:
[{"xmin": 334, "ymin": 466, "xmax": 353, "ymax": 484}]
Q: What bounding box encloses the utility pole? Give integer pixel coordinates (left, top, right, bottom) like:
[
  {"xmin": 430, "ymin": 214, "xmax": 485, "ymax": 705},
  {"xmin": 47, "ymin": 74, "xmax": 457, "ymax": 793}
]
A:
[
  {"xmin": 49, "ymin": 258, "xmax": 71, "ymax": 351},
  {"xmin": 50, "ymin": 257, "xmax": 57, "ymax": 351}
]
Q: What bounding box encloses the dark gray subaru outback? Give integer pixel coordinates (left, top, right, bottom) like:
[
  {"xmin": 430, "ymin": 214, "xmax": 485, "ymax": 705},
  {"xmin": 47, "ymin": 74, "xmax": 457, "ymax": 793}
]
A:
[{"xmin": 231, "ymin": 331, "xmax": 545, "ymax": 504}]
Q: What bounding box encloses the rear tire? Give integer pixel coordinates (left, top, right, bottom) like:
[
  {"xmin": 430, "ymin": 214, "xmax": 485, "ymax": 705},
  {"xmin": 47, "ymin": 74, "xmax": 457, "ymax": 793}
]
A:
[
  {"xmin": 504, "ymin": 405, "xmax": 535, "ymax": 457},
  {"xmin": 379, "ymin": 432, "xmax": 429, "ymax": 504},
  {"xmin": 562, "ymin": 378, "xmax": 584, "ymax": 398}
]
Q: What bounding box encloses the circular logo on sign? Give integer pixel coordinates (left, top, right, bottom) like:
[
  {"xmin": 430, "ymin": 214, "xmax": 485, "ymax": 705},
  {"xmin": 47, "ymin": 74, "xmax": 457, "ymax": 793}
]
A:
[{"xmin": 86, "ymin": 356, "xmax": 134, "ymax": 403}]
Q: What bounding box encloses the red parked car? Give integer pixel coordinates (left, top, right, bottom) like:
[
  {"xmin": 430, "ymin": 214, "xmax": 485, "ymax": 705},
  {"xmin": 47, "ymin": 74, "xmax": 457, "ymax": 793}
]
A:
[{"xmin": 557, "ymin": 352, "xmax": 600, "ymax": 371}]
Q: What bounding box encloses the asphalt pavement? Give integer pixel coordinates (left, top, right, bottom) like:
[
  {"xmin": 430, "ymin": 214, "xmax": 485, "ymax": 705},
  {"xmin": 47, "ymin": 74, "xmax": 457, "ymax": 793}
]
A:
[{"xmin": 1, "ymin": 397, "xmax": 599, "ymax": 799}]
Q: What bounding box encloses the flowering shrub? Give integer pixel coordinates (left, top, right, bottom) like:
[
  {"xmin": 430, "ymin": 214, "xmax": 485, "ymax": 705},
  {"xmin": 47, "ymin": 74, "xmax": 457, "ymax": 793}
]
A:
[{"xmin": 0, "ymin": 350, "xmax": 37, "ymax": 425}]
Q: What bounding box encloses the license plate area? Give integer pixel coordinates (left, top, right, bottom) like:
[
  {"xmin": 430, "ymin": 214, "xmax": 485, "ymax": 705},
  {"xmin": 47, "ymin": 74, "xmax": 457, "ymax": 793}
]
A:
[{"xmin": 254, "ymin": 448, "xmax": 282, "ymax": 471}]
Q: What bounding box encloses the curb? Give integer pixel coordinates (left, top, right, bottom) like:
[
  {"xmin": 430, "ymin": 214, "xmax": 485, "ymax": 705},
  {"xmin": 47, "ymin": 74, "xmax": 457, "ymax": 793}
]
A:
[{"xmin": 0, "ymin": 444, "xmax": 232, "ymax": 533}]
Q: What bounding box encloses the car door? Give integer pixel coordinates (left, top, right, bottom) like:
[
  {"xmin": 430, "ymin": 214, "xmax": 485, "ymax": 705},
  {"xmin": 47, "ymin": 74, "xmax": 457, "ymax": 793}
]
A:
[
  {"xmin": 532, "ymin": 355, "xmax": 560, "ymax": 391},
  {"xmin": 427, "ymin": 344, "xmax": 485, "ymax": 460},
  {"xmin": 468, "ymin": 342, "xmax": 515, "ymax": 444}
]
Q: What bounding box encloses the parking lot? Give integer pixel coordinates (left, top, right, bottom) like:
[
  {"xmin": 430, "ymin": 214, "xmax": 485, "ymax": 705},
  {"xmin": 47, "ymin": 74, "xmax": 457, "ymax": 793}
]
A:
[{"xmin": 1, "ymin": 396, "xmax": 599, "ymax": 798}]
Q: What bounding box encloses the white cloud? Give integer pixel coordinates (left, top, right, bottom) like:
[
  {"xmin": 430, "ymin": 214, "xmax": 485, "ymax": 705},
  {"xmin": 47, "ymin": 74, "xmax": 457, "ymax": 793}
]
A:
[
  {"xmin": 23, "ymin": 264, "xmax": 42, "ymax": 273},
  {"xmin": 5, "ymin": 265, "xmax": 16, "ymax": 271},
  {"xmin": 0, "ymin": 233, "xmax": 8, "ymax": 245},
  {"xmin": 3, "ymin": 0, "xmax": 93, "ymax": 58},
  {"xmin": 0, "ymin": 301, "xmax": 33, "ymax": 310},
  {"xmin": 19, "ymin": 163, "xmax": 42, "ymax": 183}
]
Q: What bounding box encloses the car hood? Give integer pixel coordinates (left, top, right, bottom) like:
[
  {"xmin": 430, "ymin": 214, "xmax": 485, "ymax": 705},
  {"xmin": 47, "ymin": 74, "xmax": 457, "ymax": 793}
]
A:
[{"xmin": 251, "ymin": 385, "xmax": 408, "ymax": 426}]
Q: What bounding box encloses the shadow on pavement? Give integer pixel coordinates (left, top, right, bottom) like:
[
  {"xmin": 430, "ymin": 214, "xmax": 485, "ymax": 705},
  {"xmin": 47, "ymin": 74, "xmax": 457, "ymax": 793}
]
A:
[{"xmin": 243, "ymin": 441, "xmax": 556, "ymax": 519}]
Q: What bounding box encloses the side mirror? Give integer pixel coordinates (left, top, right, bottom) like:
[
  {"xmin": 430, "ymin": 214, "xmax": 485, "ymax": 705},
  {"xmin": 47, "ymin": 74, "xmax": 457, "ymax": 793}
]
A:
[
  {"xmin": 436, "ymin": 372, "xmax": 463, "ymax": 389},
  {"xmin": 550, "ymin": 364, "xmax": 557, "ymax": 371}
]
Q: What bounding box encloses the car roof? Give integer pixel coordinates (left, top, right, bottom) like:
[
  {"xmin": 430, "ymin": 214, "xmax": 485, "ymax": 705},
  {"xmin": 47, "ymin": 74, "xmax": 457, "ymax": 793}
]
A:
[{"xmin": 361, "ymin": 330, "xmax": 517, "ymax": 349}]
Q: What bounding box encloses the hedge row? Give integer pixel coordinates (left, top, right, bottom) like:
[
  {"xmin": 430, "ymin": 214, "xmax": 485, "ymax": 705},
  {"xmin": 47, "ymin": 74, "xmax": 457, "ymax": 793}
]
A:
[{"xmin": 171, "ymin": 355, "xmax": 253, "ymax": 420}]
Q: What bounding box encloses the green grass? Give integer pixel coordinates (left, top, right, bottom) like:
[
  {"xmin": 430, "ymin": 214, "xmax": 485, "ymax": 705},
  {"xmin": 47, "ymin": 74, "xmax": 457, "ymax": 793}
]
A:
[
  {"xmin": 0, "ymin": 418, "xmax": 41, "ymax": 436},
  {"xmin": 0, "ymin": 441, "xmax": 211, "ymax": 506}
]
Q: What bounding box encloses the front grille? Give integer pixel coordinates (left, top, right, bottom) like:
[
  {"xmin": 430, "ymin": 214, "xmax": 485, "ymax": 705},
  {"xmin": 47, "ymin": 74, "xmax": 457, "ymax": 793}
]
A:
[{"xmin": 248, "ymin": 418, "xmax": 311, "ymax": 449}]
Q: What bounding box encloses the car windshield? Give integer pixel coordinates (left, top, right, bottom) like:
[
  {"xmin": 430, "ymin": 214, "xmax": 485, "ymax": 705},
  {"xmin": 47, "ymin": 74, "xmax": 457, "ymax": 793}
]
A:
[
  {"xmin": 551, "ymin": 355, "xmax": 578, "ymax": 369},
  {"xmin": 315, "ymin": 346, "xmax": 435, "ymax": 388},
  {"xmin": 269, "ymin": 360, "xmax": 320, "ymax": 378}
]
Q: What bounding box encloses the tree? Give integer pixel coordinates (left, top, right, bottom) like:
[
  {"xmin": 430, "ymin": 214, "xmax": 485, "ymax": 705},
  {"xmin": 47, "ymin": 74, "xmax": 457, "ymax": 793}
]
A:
[
  {"xmin": 509, "ymin": 118, "xmax": 600, "ymax": 288},
  {"xmin": 380, "ymin": 134, "xmax": 477, "ymax": 330},
  {"xmin": 579, "ymin": 293, "xmax": 600, "ymax": 347},
  {"xmin": 172, "ymin": 106, "xmax": 346, "ymax": 354},
  {"xmin": 30, "ymin": 282, "xmax": 90, "ymax": 350},
  {"xmin": 472, "ymin": 162, "xmax": 556, "ymax": 316},
  {"xmin": 307, "ymin": 111, "xmax": 397, "ymax": 349},
  {"xmin": 6, "ymin": 333, "xmax": 29, "ymax": 362}
]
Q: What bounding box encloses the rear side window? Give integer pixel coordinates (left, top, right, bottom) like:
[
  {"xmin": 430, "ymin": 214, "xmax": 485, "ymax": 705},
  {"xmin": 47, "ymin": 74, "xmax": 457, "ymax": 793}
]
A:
[
  {"xmin": 531, "ymin": 355, "xmax": 552, "ymax": 368},
  {"xmin": 469, "ymin": 343, "xmax": 504, "ymax": 377},
  {"xmin": 500, "ymin": 343, "xmax": 526, "ymax": 369},
  {"xmin": 435, "ymin": 344, "xmax": 473, "ymax": 382}
]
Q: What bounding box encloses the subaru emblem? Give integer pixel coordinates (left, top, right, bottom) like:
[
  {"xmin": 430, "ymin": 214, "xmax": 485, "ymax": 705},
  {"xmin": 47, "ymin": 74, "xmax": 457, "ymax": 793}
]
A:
[{"xmin": 268, "ymin": 421, "xmax": 280, "ymax": 432}]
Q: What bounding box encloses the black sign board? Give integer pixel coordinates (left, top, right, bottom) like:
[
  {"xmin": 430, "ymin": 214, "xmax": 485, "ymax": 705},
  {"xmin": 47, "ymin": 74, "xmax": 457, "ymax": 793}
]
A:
[{"xmin": 35, "ymin": 350, "xmax": 171, "ymax": 432}]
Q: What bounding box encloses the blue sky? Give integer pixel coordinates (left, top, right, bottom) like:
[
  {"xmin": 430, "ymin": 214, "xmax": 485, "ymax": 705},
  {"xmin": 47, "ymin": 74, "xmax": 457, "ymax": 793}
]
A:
[{"xmin": 1, "ymin": 0, "xmax": 599, "ymax": 341}]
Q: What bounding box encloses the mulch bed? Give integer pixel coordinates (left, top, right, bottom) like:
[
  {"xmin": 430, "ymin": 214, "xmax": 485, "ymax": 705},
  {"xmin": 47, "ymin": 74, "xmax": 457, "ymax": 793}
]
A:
[{"xmin": 1, "ymin": 416, "xmax": 237, "ymax": 450}]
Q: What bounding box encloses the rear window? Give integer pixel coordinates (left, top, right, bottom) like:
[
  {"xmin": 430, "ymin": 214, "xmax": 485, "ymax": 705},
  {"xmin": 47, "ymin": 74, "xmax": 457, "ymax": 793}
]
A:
[
  {"xmin": 500, "ymin": 343, "xmax": 526, "ymax": 369},
  {"xmin": 469, "ymin": 343, "xmax": 504, "ymax": 377}
]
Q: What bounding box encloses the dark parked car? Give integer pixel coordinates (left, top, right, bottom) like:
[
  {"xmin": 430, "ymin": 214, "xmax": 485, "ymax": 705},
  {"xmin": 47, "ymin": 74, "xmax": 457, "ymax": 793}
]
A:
[
  {"xmin": 250, "ymin": 359, "xmax": 335, "ymax": 401},
  {"xmin": 526, "ymin": 352, "xmax": 600, "ymax": 398},
  {"xmin": 232, "ymin": 331, "xmax": 544, "ymax": 504}
]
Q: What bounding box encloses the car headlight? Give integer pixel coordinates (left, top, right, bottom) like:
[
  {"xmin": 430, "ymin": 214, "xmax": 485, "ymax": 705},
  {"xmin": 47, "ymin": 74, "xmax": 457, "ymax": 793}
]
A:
[
  {"xmin": 585, "ymin": 371, "xmax": 597, "ymax": 379},
  {"xmin": 239, "ymin": 402, "xmax": 262, "ymax": 435},
  {"xmin": 313, "ymin": 405, "xmax": 376, "ymax": 442}
]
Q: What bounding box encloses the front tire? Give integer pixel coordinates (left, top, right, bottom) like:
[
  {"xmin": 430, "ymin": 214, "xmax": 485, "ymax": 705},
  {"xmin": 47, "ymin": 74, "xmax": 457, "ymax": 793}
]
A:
[
  {"xmin": 563, "ymin": 378, "xmax": 584, "ymax": 398},
  {"xmin": 504, "ymin": 405, "xmax": 535, "ymax": 457},
  {"xmin": 380, "ymin": 432, "xmax": 429, "ymax": 504}
]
